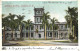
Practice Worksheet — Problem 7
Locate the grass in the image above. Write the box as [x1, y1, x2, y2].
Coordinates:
[23, 38, 53, 40]
[5, 41, 56, 46]
[52, 39, 78, 43]
[3, 39, 78, 46]
[73, 39, 78, 43]
[52, 41, 70, 43]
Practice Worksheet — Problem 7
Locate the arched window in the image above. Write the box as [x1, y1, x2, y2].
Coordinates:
[26, 33, 28, 37]
[31, 33, 33, 37]
[38, 34, 41, 38]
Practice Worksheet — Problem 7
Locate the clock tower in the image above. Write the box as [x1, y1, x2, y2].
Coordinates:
[34, 7, 44, 23]
[34, 7, 44, 39]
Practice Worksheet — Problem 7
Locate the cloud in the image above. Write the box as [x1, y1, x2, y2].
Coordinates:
[24, 15, 34, 23]
[49, 13, 66, 22]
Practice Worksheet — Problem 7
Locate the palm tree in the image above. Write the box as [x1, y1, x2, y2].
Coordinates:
[65, 8, 73, 36]
[41, 12, 50, 40]
[17, 15, 25, 39]
[14, 19, 19, 39]
[51, 18, 58, 39]
[8, 13, 16, 40]
[2, 14, 9, 43]
[65, 7, 78, 38]
[65, 7, 78, 40]
[23, 19, 32, 39]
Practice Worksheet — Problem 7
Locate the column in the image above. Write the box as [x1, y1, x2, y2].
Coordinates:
[56, 32, 57, 39]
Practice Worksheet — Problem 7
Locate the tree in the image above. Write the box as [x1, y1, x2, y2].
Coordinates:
[2, 13, 25, 40]
[41, 12, 50, 40]
[17, 15, 25, 39]
[69, 34, 74, 41]
[23, 19, 32, 39]
[65, 7, 78, 39]
[2, 14, 9, 43]
[14, 19, 19, 39]
[51, 18, 58, 39]
[7, 13, 16, 40]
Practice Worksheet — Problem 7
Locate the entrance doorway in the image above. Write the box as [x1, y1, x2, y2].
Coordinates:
[38, 34, 41, 38]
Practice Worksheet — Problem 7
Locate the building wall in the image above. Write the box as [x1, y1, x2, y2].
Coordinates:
[5, 31, 20, 40]
[4, 23, 69, 40]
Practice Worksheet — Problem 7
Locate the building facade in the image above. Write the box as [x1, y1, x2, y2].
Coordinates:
[4, 8, 70, 40]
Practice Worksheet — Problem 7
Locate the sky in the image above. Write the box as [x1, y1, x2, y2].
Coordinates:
[2, 1, 78, 22]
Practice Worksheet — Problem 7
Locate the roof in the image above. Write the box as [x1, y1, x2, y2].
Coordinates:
[34, 8, 44, 11]
[55, 22, 67, 25]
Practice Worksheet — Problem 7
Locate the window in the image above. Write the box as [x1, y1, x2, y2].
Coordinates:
[26, 33, 28, 37]
[42, 26, 43, 29]
[40, 11, 41, 14]
[36, 11, 39, 14]
[61, 33, 63, 37]
[22, 33, 24, 37]
[37, 25, 38, 29]
[37, 18, 38, 22]
[40, 26, 43, 30]
[38, 11, 40, 13]
[11, 33, 13, 37]
[55, 32, 56, 37]
[48, 32, 52, 37]
[31, 33, 33, 37]
[6, 27, 9, 31]
[42, 11, 43, 14]
[39, 34, 41, 38]
[57, 32, 58, 37]
[40, 17, 41, 22]
[26, 27, 28, 30]
[41, 11, 42, 14]
[40, 26, 41, 30]
[50, 32, 52, 37]
[61, 25, 63, 29]
[15, 33, 17, 37]
[48, 32, 49, 37]
[31, 26, 33, 30]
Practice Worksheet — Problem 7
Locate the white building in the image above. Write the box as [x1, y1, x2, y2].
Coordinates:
[4, 8, 70, 40]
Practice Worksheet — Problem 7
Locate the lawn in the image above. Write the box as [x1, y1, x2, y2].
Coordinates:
[3, 39, 78, 46]
[52, 41, 70, 43]
[51, 40, 78, 43]
[5, 40, 57, 46]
